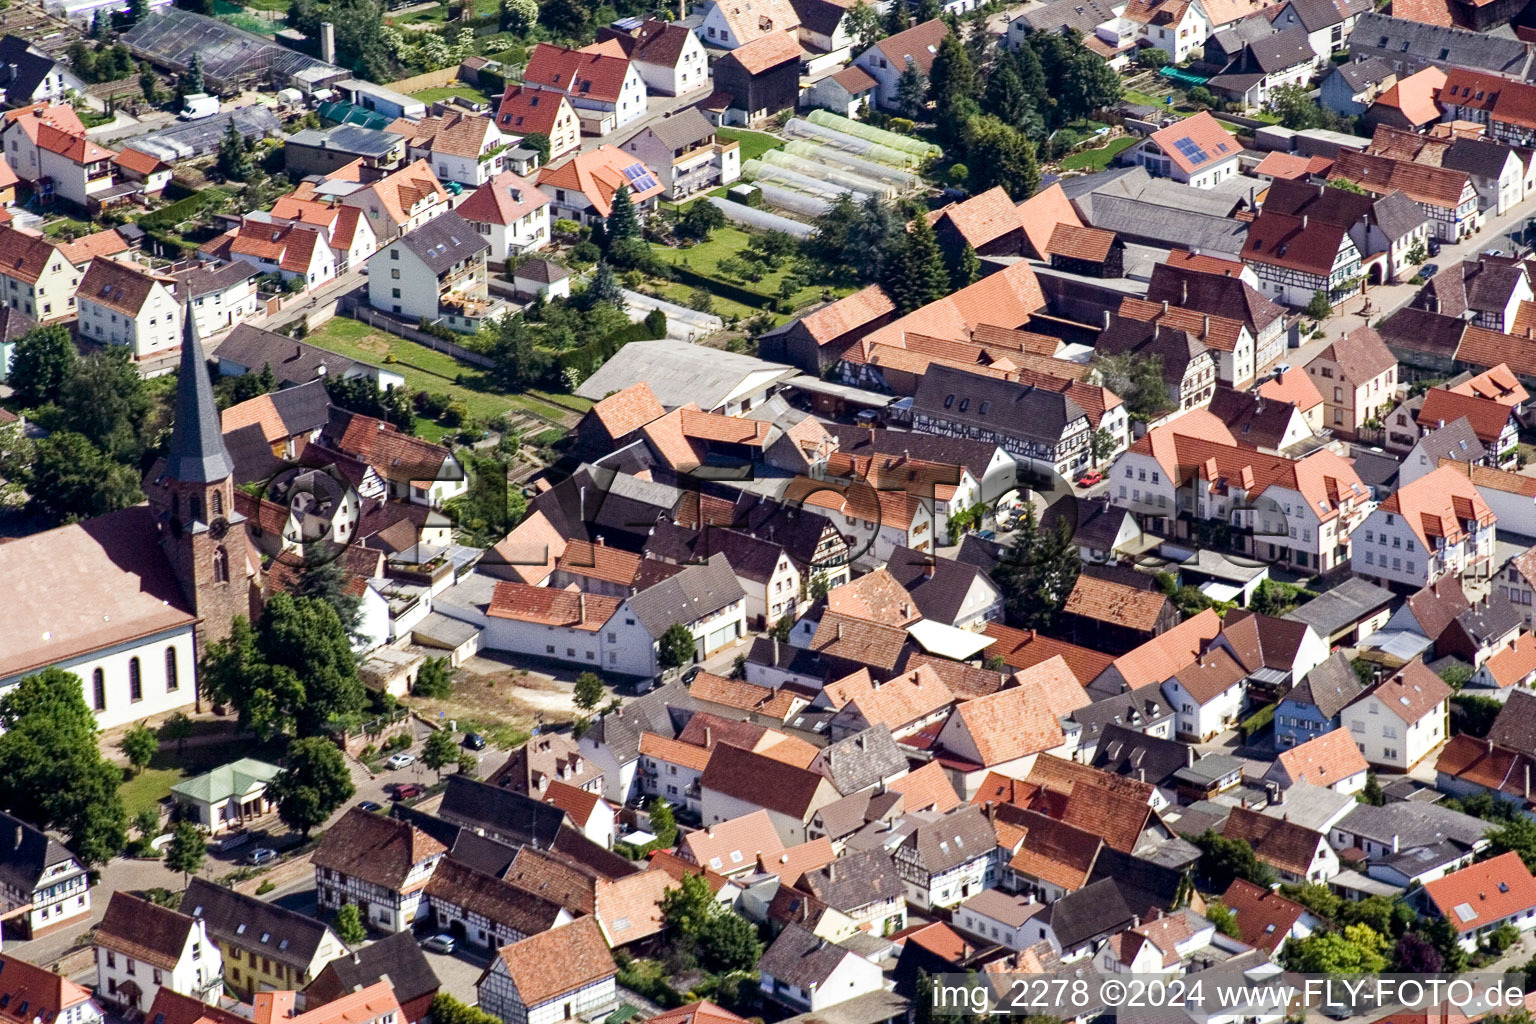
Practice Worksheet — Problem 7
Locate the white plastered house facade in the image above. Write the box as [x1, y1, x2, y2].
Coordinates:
[1342, 689, 1447, 769]
[77, 274, 181, 361]
[0, 629, 198, 732]
[96, 915, 223, 1011]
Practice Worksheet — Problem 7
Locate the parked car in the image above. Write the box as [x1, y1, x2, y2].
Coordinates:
[1076, 469, 1103, 488]
[385, 752, 416, 769]
[392, 783, 425, 800]
[681, 666, 702, 685]
[463, 733, 486, 750]
[245, 848, 278, 866]
[422, 934, 456, 954]
[356, 800, 383, 812]
[1484, 248, 1505, 257]
[1420, 263, 1440, 280]
[977, 529, 996, 541]
[212, 830, 253, 853]
[1428, 237, 1441, 257]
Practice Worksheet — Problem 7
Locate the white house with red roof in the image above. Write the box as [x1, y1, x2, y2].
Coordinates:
[523, 42, 648, 136]
[853, 20, 947, 111]
[337, 159, 451, 243]
[1122, 0, 1211, 61]
[1352, 464, 1496, 589]
[1342, 658, 1450, 769]
[598, 20, 709, 96]
[268, 194, 379, 271]
[537, 145, 664, 226]
[455, 170, 552, 260]
[0, 951, 104, 1024]
[697, 0, 801, 49]
[77, 258, 181, 363]
[0, 104, 84, 181]
[1421, 850, 1536, 951]
[36, 119, 116, 209]
[204, 221, 336, 290]
[496, 88, 581, 162]
[1123, 111, 1241, 188]
[112, 146, 172, 196]
[387, 110, 509, 189]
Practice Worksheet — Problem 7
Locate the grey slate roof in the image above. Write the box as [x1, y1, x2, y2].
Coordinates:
[626, 553, 745, 637]
[883, 546, 993, 626]
[397, 212, 489, 274]
[1411, 417, 1482, 469]
[912, 364, 1088, 448]
[267, 377, 332, 436]
[1259, 780, 1356, 832]
[448, 828, 522, 876]
[0, 36, 66, 104]
[181, 877, 336, 970]
[1080, 194, 1249, 254]
[761, 924, 867, 989]
[584, 680, 697, 763]
[800, 847, 905, 911]
[1043, 876, 1136, 949]
[1371, 190, 1430, 244]
[1283, 0, 1351, 31]
[1348, 12, 1532, 78]
[165, 303, 234, 485]
[637, 106, 715, 151]
[1454, 594, 1523, 646]
[1335, 799, 1489, 851]
[1487, 688, 1536, 753]
[1070, 684, 1176, 748]
[0, 810, 83, 897]
[437, 774, 567, 847]
[1443, 138, 1520, 182]
[1334, 56, 1394, 92]
[1018, 0, 1120, 34]
[1093, 724, 1193, 787]
[303, 929, 440, 1006]
[216, 323, 378, 384]
[286, 124, 404, 159]
[222, 424, 285, 484]
[174, 259, 260, 300]
[1285, 651, 1365, 719]
[1283, 577, 1395, 637]
[901, 806, 994, 874]
[813, 725, 908, 795]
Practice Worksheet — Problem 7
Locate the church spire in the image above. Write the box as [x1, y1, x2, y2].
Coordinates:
[165, 299, 233, 485]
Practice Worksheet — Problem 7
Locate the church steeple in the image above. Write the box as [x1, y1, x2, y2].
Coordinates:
[165, 302, 233, 486]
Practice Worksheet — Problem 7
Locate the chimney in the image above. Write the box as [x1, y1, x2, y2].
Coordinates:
[1162, 299, 1170, 314]
[837, 623, 844, 640]
[579, 593, 586, 622]
[320, 20, 336, 64]
[705, 726, 712, 747]
[1202, 314, 1210, 337]
[1303, 214, 1308, 229]
[1103, 309, 1111, 329]
[1181, 280, 1188, 304]
[828, 860, 837, 882]
[1526, 762, 1531, 799]
[1391, 833, 1400, 853]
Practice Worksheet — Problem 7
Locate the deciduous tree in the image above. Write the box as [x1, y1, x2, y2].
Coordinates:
[268, 736, 354, 836]
[27, 431, 142, 524]
[659, 623, 696, 670]
[166, 821, 205, 882]
[574, 671, 605, 712]
[961, 115, 1039, 200]
[7, 324, 76, 408]
[335, 903, 367, 944]
[422, 728, 458, 780]
[120, 725, 157, 776]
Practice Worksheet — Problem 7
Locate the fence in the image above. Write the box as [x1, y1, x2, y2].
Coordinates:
[349, 305, 497, 368]
[384, 67, 462, 95]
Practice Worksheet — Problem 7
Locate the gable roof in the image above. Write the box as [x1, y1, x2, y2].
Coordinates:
[725, 30, 803, 73]
[313, 808, 446, 890]
[942, 684, 1067, 766]
[680, 808, 785, 871]
[525, 42, 636, 103]
[1424, 851, 1536, 932]
[1110, 609, 1225, 689]
[456, 170, 550, 228]
[181, 877, 337, 969]
[1064, 574, 1169, 632]
[96, 893, 197, 971]
[493, 917, 615, 1006]
[1221, 877, 1310, 952]
[869, 19, 948, 76]
[708, 0, 801, 45]
[700, 741, 832, 818]
[1274, 728, 1369, 788]
[1148, 112, 1238, 177]
[1285, 651, 1365, 719]
[304, 930, 440, 1008]
[1222, 806, 1325, 876]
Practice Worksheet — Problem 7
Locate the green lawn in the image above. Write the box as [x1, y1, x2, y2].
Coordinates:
[1124, 88, 1178, 108]
[1059, 135, 1136, 171]
[304, 316, 581, 439]
[651, 225, 848, 316]
[410, 84, 496, 105]
[120, 767, 182, 820]
[238, 0, 290, 12]
[717, 127, 783, 165]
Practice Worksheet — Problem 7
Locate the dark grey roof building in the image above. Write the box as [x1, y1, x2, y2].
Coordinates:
[303, 930, 440, 1017]
[0, 810, 87, 939]
[1042, 876, 1136, 953]
[215, 323, 389, 385]
[397, 212, 489, 274]
[1069, 684, 1177, 756]
[911, 364, 1090, 472]
[181, 877, 340, 986]
[1283, 576, 1395, 644]
[884, 545, 1000, 628]
[1283, 651, 1366, 720]
[626, 553, 746, 637]
[1348, 12, 1533, 78]
[810, 725, 909, 796]
[799, 847, 905, 914]
[437, 774, 568, 848]
[1092, 724, 1194, 790]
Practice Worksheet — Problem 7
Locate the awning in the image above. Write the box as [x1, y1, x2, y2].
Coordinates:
[1158, 66, 1210, 86]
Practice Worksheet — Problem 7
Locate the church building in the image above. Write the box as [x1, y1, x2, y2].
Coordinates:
[0, 306, 260, 728]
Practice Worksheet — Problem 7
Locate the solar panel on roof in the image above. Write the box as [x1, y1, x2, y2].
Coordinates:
[1174, 136, 1210, 165]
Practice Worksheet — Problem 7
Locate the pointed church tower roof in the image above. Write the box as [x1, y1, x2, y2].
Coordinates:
[165, 300, 233, 485]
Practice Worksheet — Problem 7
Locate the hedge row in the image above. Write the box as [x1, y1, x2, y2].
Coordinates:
[139, 188, 227, 231]
[1238, 701, 1276, 741]
[668, 263, 776, 311]
[553, 310, 667, 379]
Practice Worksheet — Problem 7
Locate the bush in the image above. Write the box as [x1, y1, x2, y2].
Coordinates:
[889, 117, 916, 134]
[1239, 702, 1276, 741]
[571, 241, 600, 264]
[256, 880, 276, 895]
[1140, 47, 1170, 68]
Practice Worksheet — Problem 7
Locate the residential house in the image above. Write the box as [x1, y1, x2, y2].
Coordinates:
[368, 212, 490, 332]
[1117, 295, 1257, 390]
[678, 808, 784, 875]
[1415, 382, 1523, 466]
[1242, 202, 1363, 308]
[789, 0, 856, 51]
[180, 878, 347, 998]
[339, 160, 451, 243]
[1162, 648, 1248, 742]
[387, 110, 508, 188]
[804, 64, 879, 117]
[1206, 26, 1318, 109]
[35, 118, 114, 210]
[1273, 652, 1365, 748]
[1095, 311, 1220, 414]
[524, 43, 648, 136]
[852, 20, 947, 111]
[954, 889, 1051, 951]
[758, 924, 884, 1013]
[214, 325, 404, 391]
[1439, 459, 1536, 537]
[491, 731, 604, 797]
[1220, 878, 1322, 955]
[783, 476, 935, 563]
[266, 193, 379, 273]
[173, 261, 261, 340]
[76, 259, 180, 363]
[0, 37, 88, 108]
[1443, 138, 1527, 218]
[1331, 148, 1479, 242]
[1267, 0, 1368, 59]
[710, 32, 802, 125]
[537, 145, 664, 226]
[435, 775, 568, 849]
[644, 522, 801, 628]
[1060, 574, 1179, 654]
[1469, 631, 1536, 689]
[540, 780, 614, 848]
[1342, 657, 1451, 768]
[697, 0, 801, 49]
[618, 108, 739, 200]
[169, 758, 281, 834]
[1421, 851, 1536, 951]
[798, 849, 907, 935]
[1123, 112, 1240, 188]
[1397, 418, 1484, 487]
[302, 931, 440, 1024]
[476, 918, 617, 1024]
[320, 408, 467, 508]
[1498, 546, 1536, 625]
[933, 677, 1078, 794]
[1261, 178, 1429, 291]
[1107, 413, 1370, 572]
[699, 741, 840, 844]
[113, 147, 172, 197]
[1145, 251, 1289, 374]
[1284, 576, 1395, 646]
[1320, 57, 1396, 118]
[0, 222, 77, 321]
[423, 856, 573, 951]
[595, 20, 710, 96]
[1305, 325, 1398, 437]
[283, 125, 406, 178]
[1223, 806, 1339, 883]
[1352, 465, 1495, 588]
[94, 893, 222, 1013]
[1212, 609, 1330, 695]
[1439, 69, 1536, 149]
[0, 809, 90, 939]
[911, 364, 1092, 478]
[313, 809, 446, 934]
[1031, 876, 1137, 961]
[1346, 12, 1530, 78]
[209, 221, 335, 290]
[883, 546, 1004, 630]
[1415, 258, 1533, 332]
[1263, 727, 1369, 794]
[1330, 799, 1489, 884]
[0, 953, 101, 1024]
[496, 88, 581, 162]
[893, 806, 997, 911]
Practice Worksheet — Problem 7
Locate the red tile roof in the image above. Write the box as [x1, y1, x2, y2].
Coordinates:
[487, 582, 621, 629]
[525, 43, 636, 103]
[1274, 728, 1368, 788]
[493, 918, 616, 1005]
[1149, 112, 1238, 176]
[1221, 878, 1311, 953]
[1424, 851, 1536, 933]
